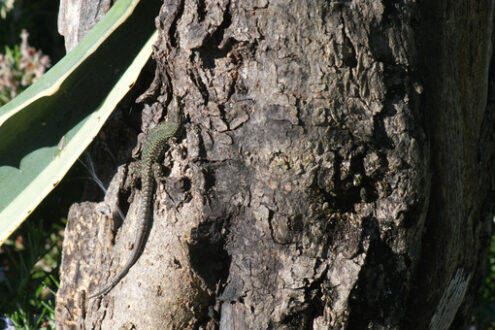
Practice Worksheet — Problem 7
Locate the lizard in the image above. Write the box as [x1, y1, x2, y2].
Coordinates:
[89, 120, 180, 298]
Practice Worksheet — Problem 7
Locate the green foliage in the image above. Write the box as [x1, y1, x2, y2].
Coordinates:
[0, 0, 160, 246]
[472, 233, 495, 329]
[0, 2, 59, 327]
[0, 218, 63, 329]
[0, 147, 89, 328]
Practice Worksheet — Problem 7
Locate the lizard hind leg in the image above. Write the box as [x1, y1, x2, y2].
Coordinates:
[152, 162, 164, 182]
[151, 162, 177, 205]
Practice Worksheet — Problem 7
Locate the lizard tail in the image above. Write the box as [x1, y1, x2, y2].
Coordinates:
[89, 170, 154, 299]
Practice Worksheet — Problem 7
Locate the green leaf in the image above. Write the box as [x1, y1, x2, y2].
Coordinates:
[0, 0, 162, 245]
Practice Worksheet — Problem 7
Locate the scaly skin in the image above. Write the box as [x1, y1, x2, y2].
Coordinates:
[90, 121, 180, 298]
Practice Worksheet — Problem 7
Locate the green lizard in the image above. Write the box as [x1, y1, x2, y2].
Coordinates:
[89, 120, 180, 298]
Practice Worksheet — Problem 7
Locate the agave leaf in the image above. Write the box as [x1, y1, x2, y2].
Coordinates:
[0, 0, 161, 245]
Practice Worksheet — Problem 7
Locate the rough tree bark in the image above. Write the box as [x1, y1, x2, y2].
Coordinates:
[55, 0, 495, 329]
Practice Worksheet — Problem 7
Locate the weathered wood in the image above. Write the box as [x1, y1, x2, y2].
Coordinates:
[407, 1, 495, 328]
[58, 0, 114, 51]
[55, 0, 495, 329]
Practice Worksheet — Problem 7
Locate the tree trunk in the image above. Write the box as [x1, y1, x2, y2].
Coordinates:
[55, 0, 495, 329]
